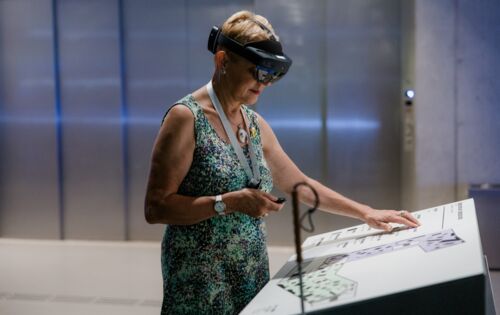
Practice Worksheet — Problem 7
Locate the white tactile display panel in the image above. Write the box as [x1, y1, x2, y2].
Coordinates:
[241, 199, 484, 315]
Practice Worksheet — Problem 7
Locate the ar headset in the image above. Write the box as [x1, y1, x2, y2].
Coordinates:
[207, 25, 292, 84]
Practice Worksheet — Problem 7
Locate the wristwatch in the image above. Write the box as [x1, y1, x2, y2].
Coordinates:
[214, 194, 226, 216]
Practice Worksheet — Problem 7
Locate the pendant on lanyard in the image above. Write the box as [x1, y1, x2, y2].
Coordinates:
[206, 81, 261, 189]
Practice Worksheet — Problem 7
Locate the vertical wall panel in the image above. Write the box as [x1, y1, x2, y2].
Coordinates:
[456, 0, 500, 188]
[255, 0, 325, 180]
[408, 0, 457, 210]
[326, 0, 402, 214]
[0, 0, 60, 238]
[400, 0, 417, 215]
[124, 0, 189, 240]
[403, 0, 500, 211]
[58, 0, 125, 240]
[254, 0, 327, 244]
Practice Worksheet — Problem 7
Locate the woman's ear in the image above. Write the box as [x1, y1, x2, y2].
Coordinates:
[214, 50, 227, 70]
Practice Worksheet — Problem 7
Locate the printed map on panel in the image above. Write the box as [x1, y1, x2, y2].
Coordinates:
[276, 228, 464, 304]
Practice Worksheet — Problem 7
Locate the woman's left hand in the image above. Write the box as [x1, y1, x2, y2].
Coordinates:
[362, 207, 421, 232]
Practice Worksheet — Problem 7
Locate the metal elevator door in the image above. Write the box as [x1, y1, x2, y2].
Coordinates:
[0, 0, 401, 244]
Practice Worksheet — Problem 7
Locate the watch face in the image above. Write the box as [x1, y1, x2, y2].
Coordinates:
[215, 201, 226, 214]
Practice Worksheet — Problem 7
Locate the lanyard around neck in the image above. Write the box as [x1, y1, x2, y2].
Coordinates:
[206, 81, 261, 188]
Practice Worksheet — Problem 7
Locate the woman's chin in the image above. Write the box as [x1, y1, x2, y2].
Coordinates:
[244, 94, 260, 105]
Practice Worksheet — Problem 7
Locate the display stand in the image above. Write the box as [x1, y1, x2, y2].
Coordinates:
[241, 199, 496, 315]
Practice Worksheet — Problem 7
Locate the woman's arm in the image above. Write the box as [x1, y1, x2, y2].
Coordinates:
[258, 114, 420, 231]
[144, 105, 283, 225]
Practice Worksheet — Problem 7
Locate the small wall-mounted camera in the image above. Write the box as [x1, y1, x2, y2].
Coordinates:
[404, 89, 415, 106]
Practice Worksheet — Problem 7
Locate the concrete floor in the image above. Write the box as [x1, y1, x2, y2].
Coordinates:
[0, 239, 497, 314]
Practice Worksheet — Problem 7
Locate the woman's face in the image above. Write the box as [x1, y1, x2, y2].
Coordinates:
[224, 53, 270, 105]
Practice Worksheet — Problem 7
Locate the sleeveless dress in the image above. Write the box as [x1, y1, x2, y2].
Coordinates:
[160, 94, 273, 315]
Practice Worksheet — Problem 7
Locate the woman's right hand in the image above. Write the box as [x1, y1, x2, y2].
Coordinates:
[225, 188, 284, 218]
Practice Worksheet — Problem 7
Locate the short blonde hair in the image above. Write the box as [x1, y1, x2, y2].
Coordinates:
[221, 11, 279, 45]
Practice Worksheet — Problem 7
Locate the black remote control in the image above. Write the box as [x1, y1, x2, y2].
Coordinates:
[276, 197, 286, 204]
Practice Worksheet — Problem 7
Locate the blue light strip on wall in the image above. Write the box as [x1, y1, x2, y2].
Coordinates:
[267, 118, 380, 130]
[51, 0, 65, 240]
[0, 115, 380, 131]
[117, 0, 130, 240]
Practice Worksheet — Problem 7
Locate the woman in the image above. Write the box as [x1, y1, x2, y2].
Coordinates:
[145, 10, 420, 315]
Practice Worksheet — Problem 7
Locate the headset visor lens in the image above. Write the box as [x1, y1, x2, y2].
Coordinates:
[254, 66, 285, 84]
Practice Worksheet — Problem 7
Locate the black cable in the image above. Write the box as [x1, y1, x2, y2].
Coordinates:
[291, 182, 320, 314]
[294, 182, 320, 233]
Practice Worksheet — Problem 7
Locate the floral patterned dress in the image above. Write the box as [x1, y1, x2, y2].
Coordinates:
[160, 94, 273, 315]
